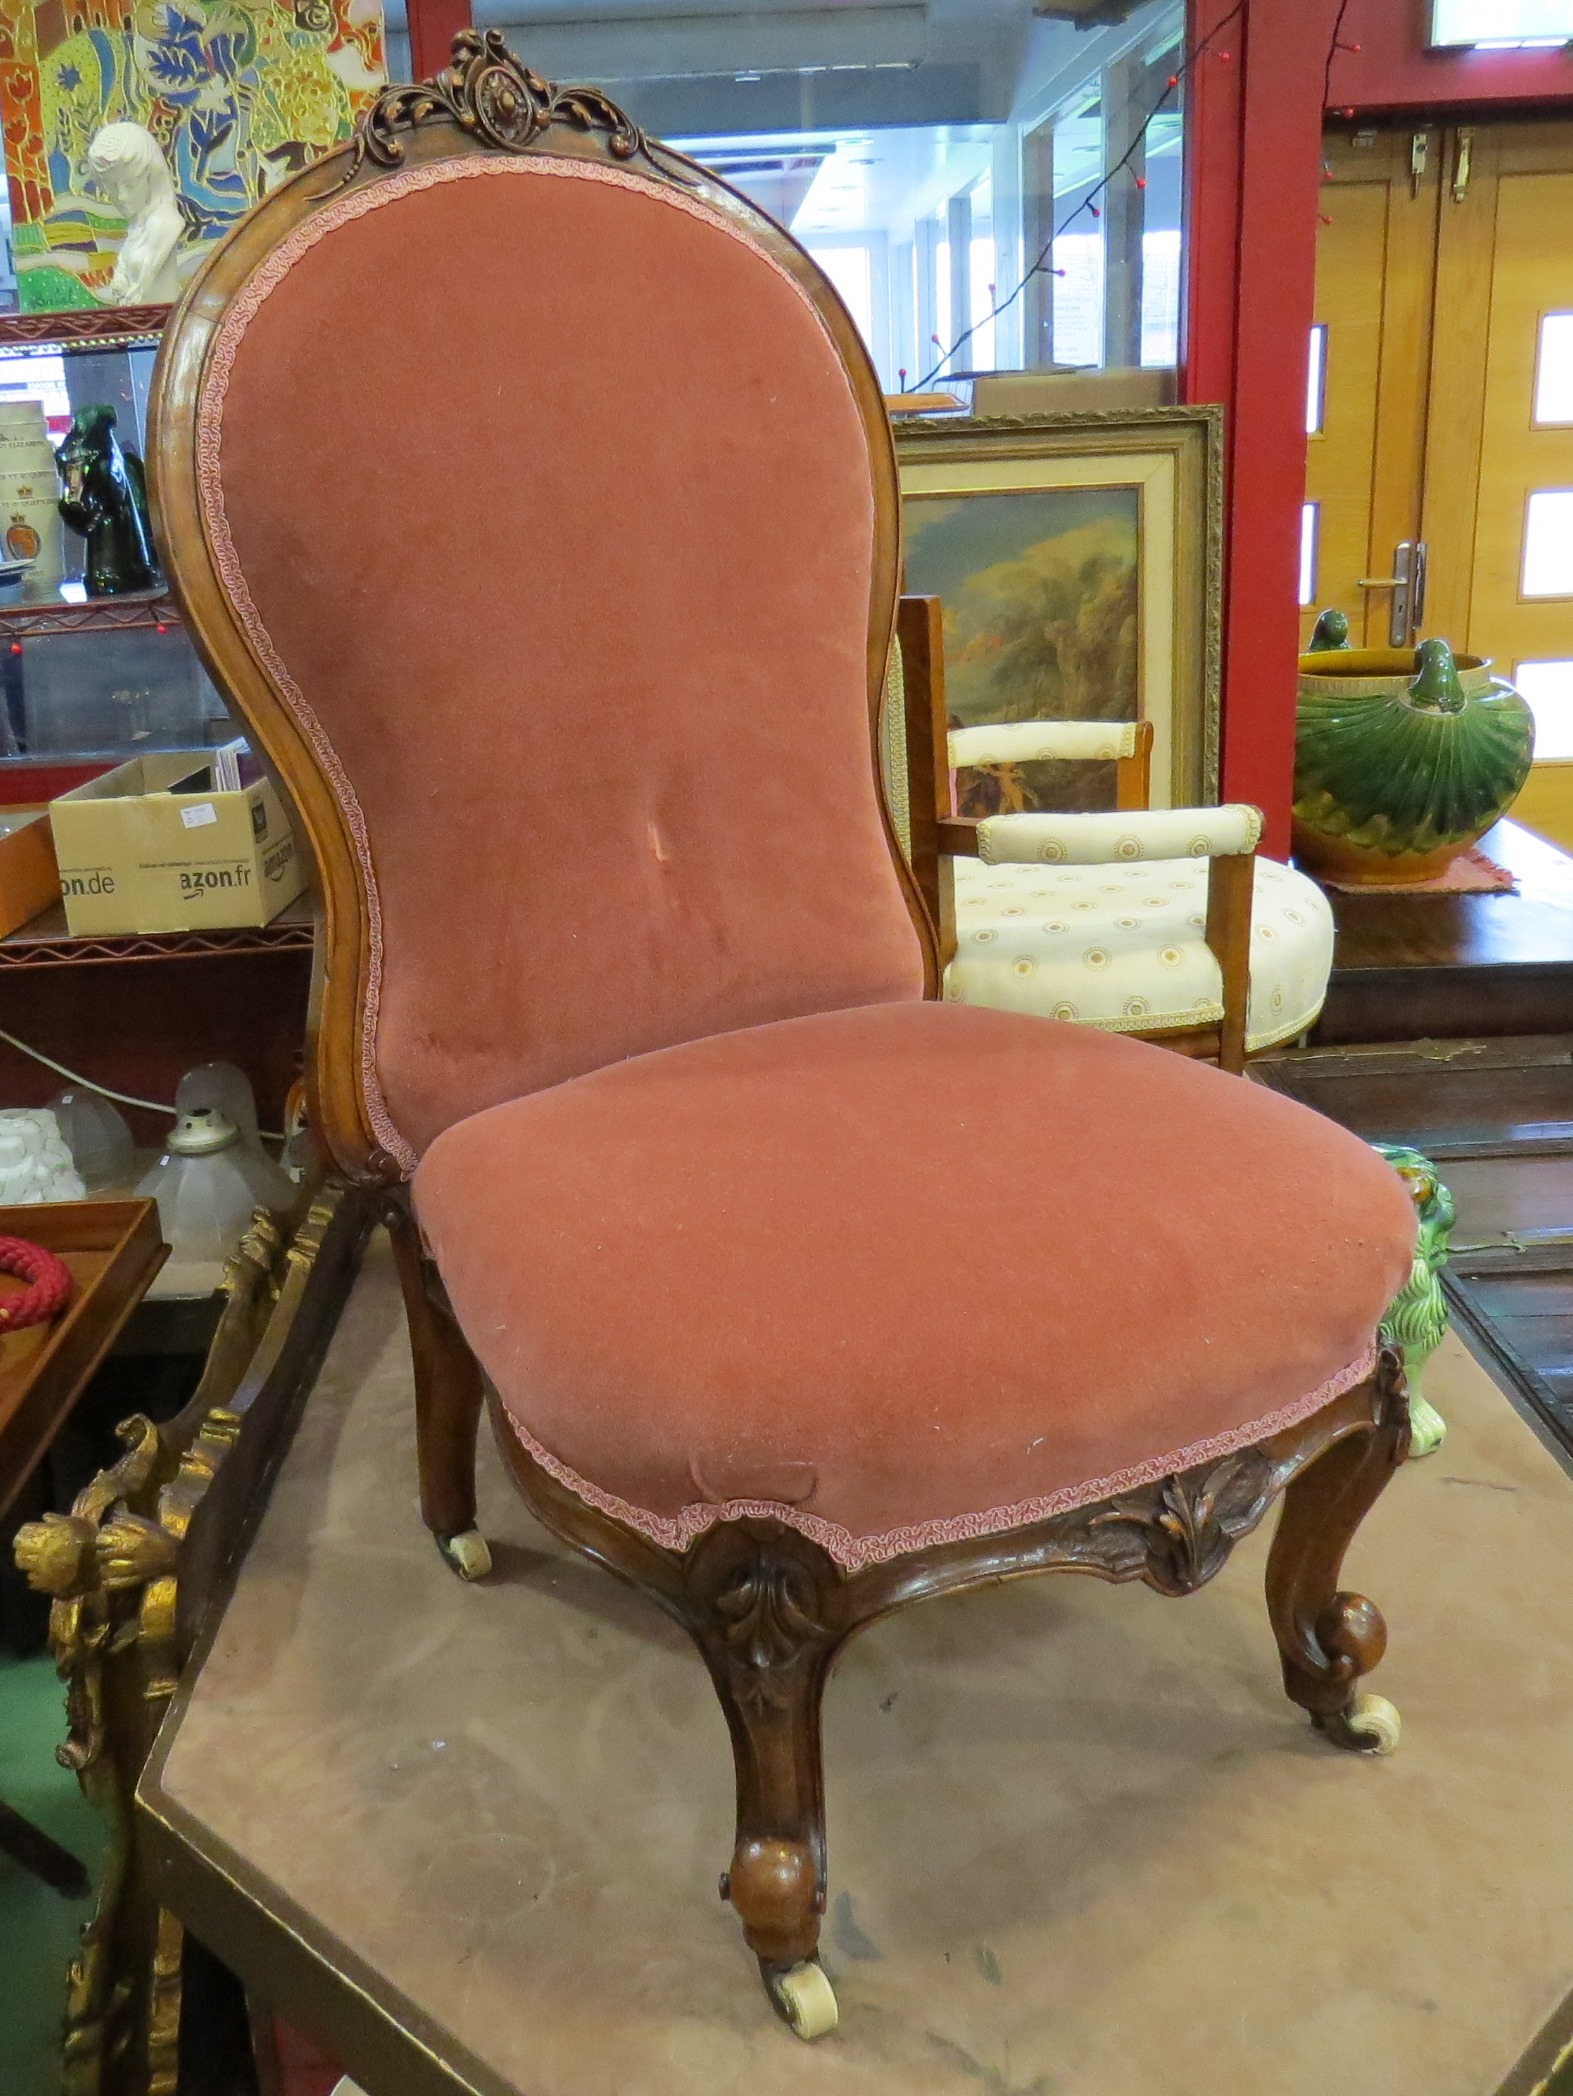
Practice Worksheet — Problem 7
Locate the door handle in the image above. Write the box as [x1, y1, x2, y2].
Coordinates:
[1356, 541, 1425, 646]
[1452, 128, 1473, 204]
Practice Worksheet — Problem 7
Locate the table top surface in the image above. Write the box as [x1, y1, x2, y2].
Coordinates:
[146, 1235, 1573, 2096]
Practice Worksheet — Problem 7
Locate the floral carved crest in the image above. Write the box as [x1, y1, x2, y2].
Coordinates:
[345, 30, 687, 186]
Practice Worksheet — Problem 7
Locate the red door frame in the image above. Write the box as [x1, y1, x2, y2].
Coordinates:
[1183, 0, 1573, 852]
[406, 0, 472, 82]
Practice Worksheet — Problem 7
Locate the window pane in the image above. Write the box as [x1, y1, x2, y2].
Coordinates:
[1307, 325, 1327, 436]
[1051, 98, 1105, 369]
[1516, 661, 1573, 761]
[1299, 504, 1319, 606]
[969, 177, 996, 374]
[1137, 104, 1183, 368]
[1523, 490, 1573, 597]
[807, 245, 874, 345]
[1431, 0, 1573, 43]
[1141, 230, 1181, 366]
[934, 234, 953, 373]
[1534, 313, 1573, 425]
[1053, 235, 1105, 368]
[552, 5, 1186, 391]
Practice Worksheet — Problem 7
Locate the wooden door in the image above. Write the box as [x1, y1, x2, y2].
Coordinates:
[1304, 119, 1573, 850]
[1304, 128, 1438, 653]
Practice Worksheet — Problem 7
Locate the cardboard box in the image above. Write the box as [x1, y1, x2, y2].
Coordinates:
[0, 805, 59, 936]
[0, 758, 107, 938]
[50, 751, 306, 935]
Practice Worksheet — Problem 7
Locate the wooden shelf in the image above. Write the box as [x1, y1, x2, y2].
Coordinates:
[0, 589, 180, 638]
[0, 305, 168, 351]
[0, 894, 314, 969]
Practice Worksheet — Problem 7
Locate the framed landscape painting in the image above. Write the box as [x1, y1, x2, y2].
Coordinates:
[896, 408, 1222, 814]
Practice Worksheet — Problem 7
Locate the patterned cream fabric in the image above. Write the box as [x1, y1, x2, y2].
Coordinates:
[945, 853, 1334, 1053]
[976, 804, 1264, 866]
[948, 720, 1140, 767]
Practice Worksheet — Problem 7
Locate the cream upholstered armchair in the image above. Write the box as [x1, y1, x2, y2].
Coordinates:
[890, 616, 1335, 1073]
[150, 33, 1417, 2044]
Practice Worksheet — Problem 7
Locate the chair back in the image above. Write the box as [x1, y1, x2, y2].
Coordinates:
[151, 35, 932, 1181]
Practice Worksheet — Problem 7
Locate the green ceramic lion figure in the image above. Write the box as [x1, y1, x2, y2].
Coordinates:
[1374, 1143, 1456, 1459]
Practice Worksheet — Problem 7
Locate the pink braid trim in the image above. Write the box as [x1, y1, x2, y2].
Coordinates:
[195, 153, 849, 1177]
[495, 1344, 1380, 1573]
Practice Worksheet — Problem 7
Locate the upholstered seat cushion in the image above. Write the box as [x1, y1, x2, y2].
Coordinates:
[945, 855, 1335, 1052]
[414, 1003, 1414, 1571]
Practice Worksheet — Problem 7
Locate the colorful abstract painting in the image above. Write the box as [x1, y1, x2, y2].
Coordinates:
[904, 483, 1141, 815]
[0, 0, 386, 309]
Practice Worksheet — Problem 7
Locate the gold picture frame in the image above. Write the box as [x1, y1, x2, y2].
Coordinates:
[895, 406, 1224, 811]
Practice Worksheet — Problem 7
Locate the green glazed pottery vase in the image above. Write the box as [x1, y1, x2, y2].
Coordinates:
[1293, 627, 1536, 886]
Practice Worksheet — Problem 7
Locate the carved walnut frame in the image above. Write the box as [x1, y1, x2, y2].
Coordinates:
[147, 31, 937, 1196]
[149, 33, 1411, 2026]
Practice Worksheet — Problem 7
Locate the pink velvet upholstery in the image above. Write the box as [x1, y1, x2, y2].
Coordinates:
[199, 157, 924, 1169]
[414, 1003, 1417, 1570]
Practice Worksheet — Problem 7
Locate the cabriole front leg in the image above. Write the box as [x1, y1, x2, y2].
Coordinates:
[686, 1522, 845, 2039]
[1266, 1352, 1409, 1754]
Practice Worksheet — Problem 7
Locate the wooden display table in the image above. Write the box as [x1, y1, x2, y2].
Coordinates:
[140, 1236, 1573, 2096]
[0, 1196, 164, 1897]
[0, 1197, 165, 1520]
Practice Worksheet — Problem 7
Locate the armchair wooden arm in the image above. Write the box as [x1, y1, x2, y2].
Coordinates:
[896, 593, 1255, 1075]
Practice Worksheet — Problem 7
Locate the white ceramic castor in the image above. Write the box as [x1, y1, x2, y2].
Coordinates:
[1340, 1692, 1402, 1755]
[438, 1528, 492, 1581]
[1406, 1393, 1447, 1460]
[767, 1960, 838, 2040]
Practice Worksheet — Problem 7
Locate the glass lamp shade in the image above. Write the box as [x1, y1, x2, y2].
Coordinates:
[47, 1088, 135, 1191]
[175, 1062, 261, 1146]
[136, 1107, 293, 1289]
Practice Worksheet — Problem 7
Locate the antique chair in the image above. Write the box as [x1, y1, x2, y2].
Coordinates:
[149, 35, 1417, 2042]
[886, 624, 1335, 1073]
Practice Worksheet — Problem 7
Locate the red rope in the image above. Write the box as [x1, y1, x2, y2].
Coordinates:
[0, 1234, 73, 1332]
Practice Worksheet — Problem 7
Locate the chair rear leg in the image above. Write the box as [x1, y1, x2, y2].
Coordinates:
[1266, 1352, 1410, 1752]
[684, 1524, 844, 2040]
[386, 1202, 491, 1581]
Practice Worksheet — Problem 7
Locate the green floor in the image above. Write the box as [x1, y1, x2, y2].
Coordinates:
[0, 1655, 105, 2096]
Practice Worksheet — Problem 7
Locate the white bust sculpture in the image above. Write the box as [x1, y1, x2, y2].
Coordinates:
[87, 122, 186, 305]
[0, 1108, 86, 1203]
